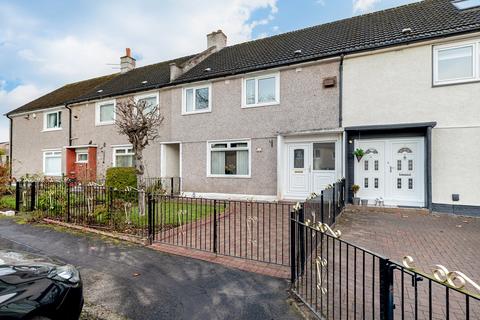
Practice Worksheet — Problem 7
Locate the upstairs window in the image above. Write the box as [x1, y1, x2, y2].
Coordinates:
[113, 146, 134, 167]
[44, 110, 62, 131]
[182, 84, 211, 114]
[433, 40, 479, 85]
[43, 150, 62, 176]
[242, 73, 280, 108]
[208, 141, 250, 177]
[135, 93, 159, 115]
[452, 0, 480, 10]
[96, 100, 116, 125]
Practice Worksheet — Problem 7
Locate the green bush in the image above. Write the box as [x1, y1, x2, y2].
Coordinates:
[105, 167, 137, 190]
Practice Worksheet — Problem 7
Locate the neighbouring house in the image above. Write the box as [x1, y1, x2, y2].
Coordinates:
[6, 0, 480, 214]
[0, 142, 9, 165]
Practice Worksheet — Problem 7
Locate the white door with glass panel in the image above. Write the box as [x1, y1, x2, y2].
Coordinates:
[355, 138, 425, 206]
[286, 142, 337, 198]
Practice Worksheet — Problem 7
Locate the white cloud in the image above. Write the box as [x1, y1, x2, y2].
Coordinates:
[353, 0, 381, 13]
[0, 0, 279, 140]
[316, 0, 326, 6]
[0, 83, 46, 113]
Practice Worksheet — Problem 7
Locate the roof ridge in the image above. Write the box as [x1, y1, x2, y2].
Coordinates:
[222, 0, 431, 51]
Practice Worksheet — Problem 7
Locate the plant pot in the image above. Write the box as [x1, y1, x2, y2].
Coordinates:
[353, 197, 360, 205]
[355, 155, 363, 162]
[361, 199, 368, 206]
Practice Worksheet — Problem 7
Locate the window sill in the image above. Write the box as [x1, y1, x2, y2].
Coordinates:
[241, 102, 280, 109]
[75, 162, 88, 164]
[207, 174, 251, 179]
[42, 128, 62, 132]
[433, 78, 480, 87]
[182, 109, 211, 115]
[43, 173, 62, 177]
[95, 121, 115, 126]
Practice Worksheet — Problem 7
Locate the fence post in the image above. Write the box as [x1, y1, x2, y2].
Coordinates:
[15, 182, 21, 212]
[29, 182, 36, 211]
[298, 203, 305, 276]
[379, 258, 395, 320]
[332, 183, 336, 221]
[147, 193, 153, 245]
[290, 210, 297, 284]
[170, 177, 174, 195]
[320, 191, 324, 223]
[213, 199, 218, 254]
[66, 183, 71, 223]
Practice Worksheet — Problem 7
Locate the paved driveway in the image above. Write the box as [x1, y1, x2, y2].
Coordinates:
[336, 208, 480, 319]
[0, 218, 299, 320]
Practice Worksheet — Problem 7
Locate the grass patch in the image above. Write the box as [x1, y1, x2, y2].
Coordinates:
[94, 200, 225, 229]
[0, 194, 15, 210]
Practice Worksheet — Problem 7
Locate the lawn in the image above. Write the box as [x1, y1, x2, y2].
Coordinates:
[75, 198, 226, 231]
[0, 194, 15, 210]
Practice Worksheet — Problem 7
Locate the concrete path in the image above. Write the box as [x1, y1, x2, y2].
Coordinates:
[0, 218, 300, 320]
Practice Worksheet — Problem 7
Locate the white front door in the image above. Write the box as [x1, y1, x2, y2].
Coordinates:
[287, 144, 311, 197]
[355, 138, 425, 206]
[286, 142, 337, 198]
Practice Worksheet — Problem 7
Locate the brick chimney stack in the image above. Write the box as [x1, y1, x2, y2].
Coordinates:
[120, 48, 136, 73]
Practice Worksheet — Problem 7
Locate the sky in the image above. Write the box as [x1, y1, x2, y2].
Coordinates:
[0, 0, 420, 142]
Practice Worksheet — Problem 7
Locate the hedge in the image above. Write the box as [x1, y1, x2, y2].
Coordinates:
[105, 167, 137, 190]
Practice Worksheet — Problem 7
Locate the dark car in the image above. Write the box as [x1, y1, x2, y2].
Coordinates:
[0, 250, 83, 320]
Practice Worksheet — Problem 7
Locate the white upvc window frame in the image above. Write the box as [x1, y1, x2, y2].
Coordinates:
[95, 99, 116, 126]
[433, 39, 479, 86]
[181, 83, 212, 115]
[241, 72, 280, 108]
[112, 145, 135, 168]
[134, 92, 160, 115]
[75, 149, 88, 163]
[206, 139, 251, 178]
[43, 149, 62, 176]
[43, 109, 62, 131]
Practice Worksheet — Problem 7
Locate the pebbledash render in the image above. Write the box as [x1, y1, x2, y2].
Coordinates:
[6, 0, 480, 215]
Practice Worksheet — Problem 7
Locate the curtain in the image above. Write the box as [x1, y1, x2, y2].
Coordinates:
[45, 156, 61, 175]
[47, 113, 57, 128]
[236, 150, 249, 175]
[211, 151, 225, 174]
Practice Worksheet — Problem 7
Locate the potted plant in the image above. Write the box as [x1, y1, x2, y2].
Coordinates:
[353, 148, 365, 162]
[351, 184, 361, 205]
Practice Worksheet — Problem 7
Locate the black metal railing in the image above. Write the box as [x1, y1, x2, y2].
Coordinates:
[290, 204, 480, 319]
[15, 181, 295, 265]
[150, 194, 294, 266]
[303, 180, 345, 227]
[15, 179, 179, 239]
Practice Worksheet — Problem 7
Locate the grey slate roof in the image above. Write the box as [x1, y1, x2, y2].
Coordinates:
[6, 74, 116, 115]
[8, 0, 480, 115]
[173, 0, 480, 83]
[70, 55, 195, 103]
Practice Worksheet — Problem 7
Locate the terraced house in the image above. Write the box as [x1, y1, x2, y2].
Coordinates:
[6, 0, 480, 214]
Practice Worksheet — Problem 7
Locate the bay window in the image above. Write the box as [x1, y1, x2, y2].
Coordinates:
[182, 84, 211, 114]
[43, 150, 62, 176]
[208, 141, 250, 177]
[433, 40, 479, 85]
[242, 73, 280, 107]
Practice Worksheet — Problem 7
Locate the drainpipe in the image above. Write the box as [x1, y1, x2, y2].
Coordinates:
[65, 104, 72, 146]
[6, 114, 13, 181]
[338, 54, 345, 128]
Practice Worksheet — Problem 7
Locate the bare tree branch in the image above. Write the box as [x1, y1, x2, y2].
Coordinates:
[115, 97, 164, 214]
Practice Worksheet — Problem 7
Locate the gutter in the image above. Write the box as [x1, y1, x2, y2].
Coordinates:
[65, 104, 72, 146]
[339, 54, 344, 128]
[6, 114, 12, 181]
